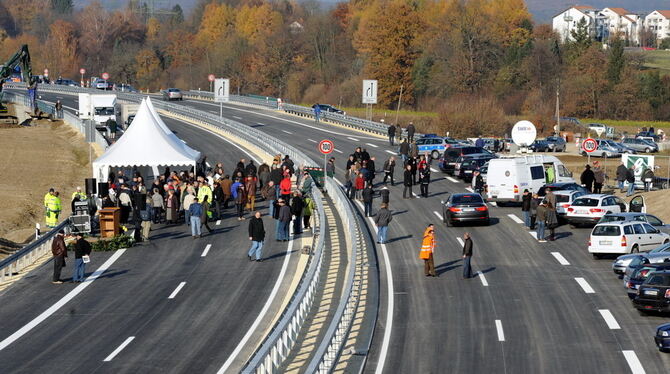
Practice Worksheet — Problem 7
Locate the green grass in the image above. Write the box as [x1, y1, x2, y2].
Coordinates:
[580, 118, 670, 129]
[642, 50, 670, 76]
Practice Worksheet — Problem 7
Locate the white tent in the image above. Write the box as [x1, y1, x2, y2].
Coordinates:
[91, 97, 201, 182]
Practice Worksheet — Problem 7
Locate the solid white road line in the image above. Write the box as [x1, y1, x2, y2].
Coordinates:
[433, 211, 443, 220]
[495, 320, 505, 342]
[465, 187, 474, 192]
[233, 115, 242, 120]
[447, 177, 459, 183]
[183, 122, 261, 165]
[366, 143, 378, 148]
[334, 149, 343, 154]
[457, 237, 465, 246]
[507, 214, 524, 224]
[103, 336, 135, 362]
[430, 167, 439, 173]
[347, 137, 360, 141]
[551, 252, 570, 265]
[168, 282, 186, 299]
[218, 226, 295, 374]
[622, 351, 646, 374]
[598, 309, 621, 330]
[575, 277, 595, 294]
[201, 244, 212, 257]
[385, 150, 396, 155]
[0, 249, 127, 351]
[281, 130, 292, 134]
[477, 272, 489, 286]
[216, 220, 221, 226]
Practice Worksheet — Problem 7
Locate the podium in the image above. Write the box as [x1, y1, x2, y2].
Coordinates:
[99, 207, 121, 238]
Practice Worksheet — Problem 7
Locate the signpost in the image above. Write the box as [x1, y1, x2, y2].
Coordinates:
[102, 72, 110, 88]
[208, 74, 215, 92]
[43, 68, 49, 78]
[582, 137, 598, 164]
[319, 139, 334, 191]
[79, 68, 86, 87]
[214, 78, 230, 119]
[362, 80, 378, 121]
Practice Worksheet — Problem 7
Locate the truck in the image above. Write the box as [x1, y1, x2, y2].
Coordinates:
[119, 103, 139, 127]
[486, 155, 575, 204]
[78, 93, 118, 130]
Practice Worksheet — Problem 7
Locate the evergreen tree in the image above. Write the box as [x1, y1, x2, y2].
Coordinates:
[606, 38, 625, 85]
[50, 0, 73, 15]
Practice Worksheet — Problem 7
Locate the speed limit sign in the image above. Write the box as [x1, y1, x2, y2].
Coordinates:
[208, 74, 215, 82]
[319, 139, 334, 154]
[582, 138, 598, 153]
[102, 72, 110, 80]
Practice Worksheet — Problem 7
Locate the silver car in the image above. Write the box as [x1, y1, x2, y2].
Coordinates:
[163, 88, 183, 101]
[621, 137, 658, 153]
[581, 139, 622, 158]
[612, 242, 670, 275]
[545, 136, 567, 152]
[622, 252, 670, 285]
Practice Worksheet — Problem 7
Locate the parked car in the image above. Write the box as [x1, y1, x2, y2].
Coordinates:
[588, 123, 609, 134]
[441, 193, 490, 226]
[416, 135, 453, 160]
[656, 323, 670, 351]
[545, 136, 567, 152]
[621, 137, 658, 153]
[632, 271, 670, 314]
[537, 182, 586, 197]
[589, 221, 670, 258]
[528, 139, 550, 152]
[561, 117, 581, 126]
[92, 78, 110, 90]
[580, 139, 623, 158]
[163, 88, 183, 101]
[479, 162, 489, 183]
[599, 211, 667, 231]
[455, 154, 497, 182]
[625, 262, 670, 299]
[623, 253, 670, 283]
[566, 194, 628, 226]
[552, 190, 587, 216]
[637, 131, 660, 142]
[55, 78, 79, 87]
[116, 84, 139, 93]
[315, 104, 345, 115]
[613, 242, 670, 275]
[439, 146, 490, 174]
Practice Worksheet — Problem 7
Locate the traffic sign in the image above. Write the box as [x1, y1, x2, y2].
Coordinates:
[79, 68, 86, 75]
[318, 139, 334, 154]
[362, 80, 378, 104]
[208, 74, 215, 82]
[214, 78, 230, 103]
[102, 72, 110, 80]
[43, 69, 49, 77]
[582, 138, 598, 153]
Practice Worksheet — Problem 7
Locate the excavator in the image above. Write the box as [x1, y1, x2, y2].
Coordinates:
[0, 44, 37, 122]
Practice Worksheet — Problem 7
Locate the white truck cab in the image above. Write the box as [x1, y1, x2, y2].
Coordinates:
[486, 155, 574, 203]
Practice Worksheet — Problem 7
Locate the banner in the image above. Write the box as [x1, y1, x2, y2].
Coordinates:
[622, 154, 654, 186]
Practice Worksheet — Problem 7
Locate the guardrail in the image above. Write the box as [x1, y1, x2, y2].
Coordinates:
[0, 221, 68, 284]
[184, 90, 279, 110]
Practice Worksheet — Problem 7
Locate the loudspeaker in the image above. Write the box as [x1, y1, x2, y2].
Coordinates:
[85, 178, 97, 195]
[98, 182, 109, 197]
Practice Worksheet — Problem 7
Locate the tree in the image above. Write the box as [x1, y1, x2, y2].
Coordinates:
[50, 0, 73, 15]
[46, 20, 78, 77]
[606, 38, 625, 85]
[170, 4, 184, 24]
[568, 17, 591, 58]
[135, 48, 163, 90]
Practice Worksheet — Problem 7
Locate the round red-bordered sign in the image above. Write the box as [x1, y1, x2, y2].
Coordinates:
[102, 72, 110, 80]
[208, 74, 215, 82]
[318, 139, 334, 154]
[582, 138, 598, 153]
[79, 68, 86, 75]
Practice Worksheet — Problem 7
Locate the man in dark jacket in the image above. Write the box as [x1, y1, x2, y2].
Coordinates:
[374, 203, 393, 244]
[419, 165, 430, 197]
[403, 164, 413, 199]
[367, 156, 376, 184]
[383, 156, 396, 186]
[462, 232, 473, 279]
[399, 139, 409, 162]
[51, 230, 67, 284]
[362, 184, 374, 217]
[521, 189, 532, 228]
[406, 122, 416, 142]
[473, 170, 485, 194]
[626, 165, 636, 196]
[213, 182, 224, 220]
[580, 164, 595, 192]
[72, 233, 92, 282]
[388, 125, 396, 146]
[277, 199, 292, 241]
[380, 186, 390, 205]
[247, 211, 266, 262]
[616, 162, 628, 192]
[290, 192, 304, 236]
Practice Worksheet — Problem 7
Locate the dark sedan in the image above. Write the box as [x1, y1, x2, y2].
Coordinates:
[315, 104, 345, 115]
[529, 140, 550, 152]
[456, 154, 496, 182]
[626, 263, 670, 299]
[441, 193, 490, 226]
[656, 323, 670, 352]
[545, 136, 567, 152]
[633, 271, 670, 314]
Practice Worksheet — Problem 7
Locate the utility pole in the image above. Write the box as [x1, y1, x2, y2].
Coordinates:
[555, 79, 561, 136]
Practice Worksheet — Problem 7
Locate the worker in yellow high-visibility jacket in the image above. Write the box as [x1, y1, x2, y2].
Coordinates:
[71, 186, 87, 201]
[197, 181, 213, 207]
[44, 188, 55, 224]
[46, 192, 62, 228]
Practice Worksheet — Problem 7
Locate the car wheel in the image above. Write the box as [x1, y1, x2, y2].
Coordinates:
[592, 253, 602, 259]
[581, 151, 587, 156]
[645, 147, 651, 153]
[446, 216, 453, 227]
[664, 239, 669, 244]
[631, 245, 639, 254]
[431, 151, 439, 159]
[483, 219, 490, 226]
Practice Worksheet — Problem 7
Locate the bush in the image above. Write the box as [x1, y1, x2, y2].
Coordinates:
[437, 95, 510, 138]
[92, 235, 135, 251]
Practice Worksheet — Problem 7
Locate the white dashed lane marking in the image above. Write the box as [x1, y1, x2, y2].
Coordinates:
[366, 143, 378, 148]
[447, 177, 459, 183]
[495, 320, 505, 342]
[347, 137, 360, 141]
[168, 282, 186, 299]
[622, 351, 645, 374]
[575, 278, 595, 294]
[433, 211, 443, 220]
[598, 309, 621, 330]
[507, 214, 524, 224]
[103, 336, 135, 362]
[551, 252, 570, 265]
[385, 150, 396, 155]
[201, 244, 212, 257]
[281, 130, 292, 134]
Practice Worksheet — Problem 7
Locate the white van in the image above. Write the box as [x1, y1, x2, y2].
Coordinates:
[486, 155, 574, 203]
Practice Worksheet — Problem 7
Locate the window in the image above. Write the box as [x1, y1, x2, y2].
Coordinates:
[452, 195, 484, 204]
[646, 275, 670, 286]
[647, 215, 663, 226]
[633, 224, 646, 234]
[557, 164, 571, 177]
[592, 225, 621, 236]
[530, 166, 545, 180]
[624, 225, 634, 235]
[573, 198, 599, 207]
[643, 224, 658, 234]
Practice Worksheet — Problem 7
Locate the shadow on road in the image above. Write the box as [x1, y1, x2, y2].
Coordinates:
[264, 249, 298, 261]
[436, 259, 462, 275]
[387, 234, 413, 243]
[479, 266, 496, 274]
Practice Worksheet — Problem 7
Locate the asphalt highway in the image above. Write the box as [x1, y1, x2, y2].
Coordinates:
[19, 90, 670, 373]
[0, 96, 302, 373]
[173, 97, 670, 373]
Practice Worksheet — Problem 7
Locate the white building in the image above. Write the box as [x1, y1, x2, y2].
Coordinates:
[600, 7, 641, 45]
[644, 10, 670, 41]
[553, 6, 603, 42]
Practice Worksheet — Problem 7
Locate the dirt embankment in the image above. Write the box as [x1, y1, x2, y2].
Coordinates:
[0, 104, 94, 257]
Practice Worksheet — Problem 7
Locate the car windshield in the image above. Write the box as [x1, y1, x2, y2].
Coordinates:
[592, 225, 620, 236]
[573, 198, 599, 207]
[95, 107, 115, 116]
[555, 195, 571, 203]
[599, 215, 626, 223]
[168, 88, 180, 92]
[651, 243, 670, 253]
[452, 195, 483, 204]
[646, 275, 670, 286]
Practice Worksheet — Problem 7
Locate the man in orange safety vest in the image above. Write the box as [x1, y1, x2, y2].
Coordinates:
[419, 224, 437, 277]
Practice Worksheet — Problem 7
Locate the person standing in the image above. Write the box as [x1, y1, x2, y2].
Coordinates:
[200, 195, 213, 234]
[536, 202, 548, 243]
[55, 100, 63, 119]
[403, 164, 413, 199]
[279, 175, 292, 202]
[473, 170, 485, 194]
[140, 201, 152, 242]
[626, 165, 636, 197]
[399, 139, 409, 163]
[546, 201, 558, 241]
[529, 193, 539, 229]
[419, 165, 430, 197]
[419, 224, 437, 277]
[277, 199, 291, 241]
[462, 232, 473, 279]
[616, 162, 628, 192]
[383, 156, 396, 186]
[544, 188, 556, 212]
[233, 182, 247, 221]
[291, 191, 304, 236]
[245, 175, 257, 212]
[374, 203, 392, 244]
[151, 188, 164, 224]
[355, 172, 365, 200]
[643, 167, 654, 192]
[165, 188, 178, 224]
[388, 124, 396, 146]
[51, 230, 67, 284]
[45, 190, 62, 228]
[545, 164, 555, 184]
[580, 164, 595, 192]
[395, 123, 402, 144]
[72, 233, 91, 282]
[593, 161, 606, 194]
[406, 122, 416, 142]
[313, 103, 321, 123]
[107, 118, 118, 139]
[380, 186, 390, 205]
[303, 194, 315, 230]
[521, 189, 532, 228]
[188, 197, 203, 238]
[247, 211, 266, 262]
[213, 181, 224, 220]
[362, 183, 374, 217]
